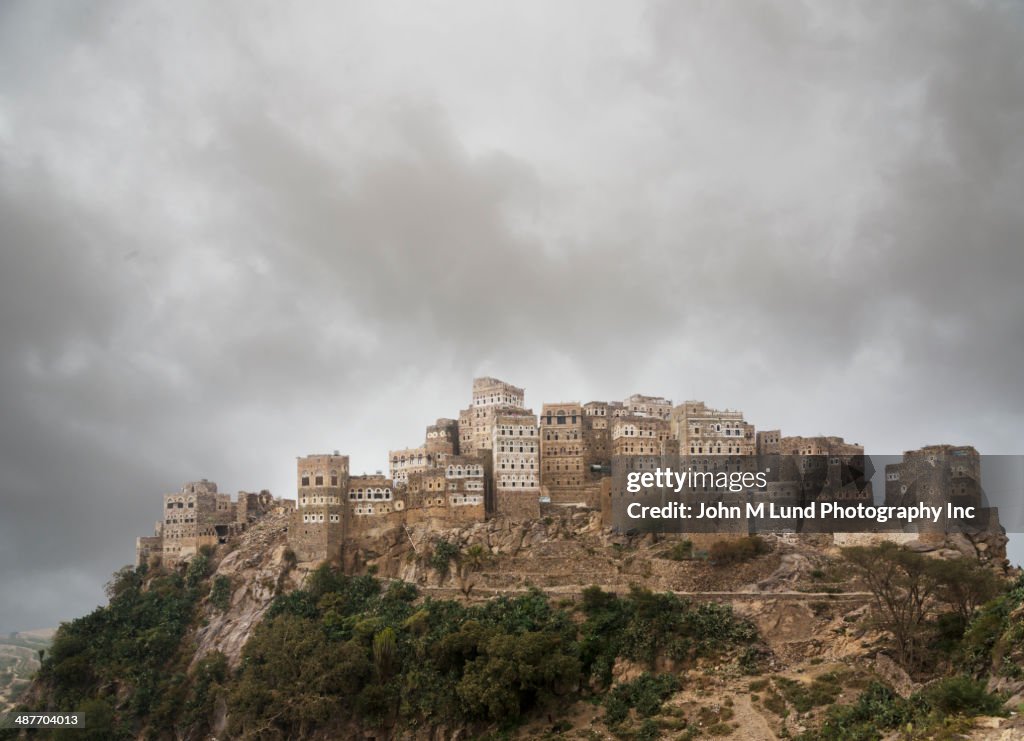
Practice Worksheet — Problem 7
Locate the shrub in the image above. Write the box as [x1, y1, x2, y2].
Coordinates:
[185, 554, 210, 589]
[776, 673, 841, 713]
[762, 690, 787, 717]
[579, 586, 757, 684]
[802, 676, 1004, 741]
[960, 575, 1024, 676]
[429, 539, 461, 578]
[603, 673, 680, 725]
[801, 682, 903, 740]
[664, 540, 694, 561]
[739, 645, 770, 675]
[919, 676, 1004, 717]
[709, 536, 769, 566]
[210, 576, 232, 611]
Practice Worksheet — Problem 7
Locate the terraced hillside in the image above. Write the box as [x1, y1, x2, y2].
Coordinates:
[0, 629, 52, 712]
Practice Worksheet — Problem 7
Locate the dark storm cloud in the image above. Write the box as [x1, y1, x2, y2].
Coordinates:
[1, 0, 1022, 630]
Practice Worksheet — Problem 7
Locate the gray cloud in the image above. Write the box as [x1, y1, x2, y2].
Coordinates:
[1, 0, 1022, 631]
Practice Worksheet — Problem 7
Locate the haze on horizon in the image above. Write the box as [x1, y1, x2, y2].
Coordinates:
[1, 0, 1023, 632]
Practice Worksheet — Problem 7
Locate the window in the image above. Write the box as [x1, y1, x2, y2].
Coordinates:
[301, 476, 310, 486]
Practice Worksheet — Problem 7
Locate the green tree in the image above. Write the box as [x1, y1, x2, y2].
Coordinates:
[373, 626, 397, 677]
[843, 543, 951, 670]
[228, 613, 371, 738]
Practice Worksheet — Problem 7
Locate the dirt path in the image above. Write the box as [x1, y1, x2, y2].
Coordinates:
[727, 692, 778, 740]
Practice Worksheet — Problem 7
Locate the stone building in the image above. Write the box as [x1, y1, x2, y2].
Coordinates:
[236, 490, 275, 524]
[444, 454, 488, 522]
[136, 480, 271, 568]
[402, 454, 488, 525]
[405, 468, 448, 511]
[885, 445, 983, 531]
[610, 416, 674, 457]
[389, 418, 459, 486]
[347, 473, 401, 518]
[582, 402, 612, 473]
[425, 418, 458, 457]
[604, 449, 751, 537]
[751, 434, 872, 533]
[288, 453, 350, 562]
[622, 394, 673, 420]
[458, 377, 526, 456]
[492, 409, 541, 519]
[771, 435, 864, 458]
[389, 446, 430, 487]
[755, 429, 782, 455]
[671, 401, 756, 456]
[540, 402, 586, 489]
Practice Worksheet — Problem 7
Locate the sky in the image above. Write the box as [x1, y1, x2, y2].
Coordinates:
[1, 0, 1023, 632]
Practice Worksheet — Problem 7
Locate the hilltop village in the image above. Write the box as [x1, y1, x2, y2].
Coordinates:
[136, 376, 1002, 567]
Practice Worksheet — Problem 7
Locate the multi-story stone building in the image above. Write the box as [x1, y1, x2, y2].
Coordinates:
[610, 416, 674, 457]
[389, 419, 458, 486]
[444, 454, 487, 522]
[425, 418, 458, 457]
[406, 468, 448, 511]
[540, 403, 585, 490]
[671, 401, 756, 456]
[389, 446, 431, 487]
[492, 409, 541, 519]
[403, 453, 489, 525]
[582, 402, 612, 473]
[136, 480, 273, 567]
[750, 434, 871, 533]
[622, 394, 673, 420]
[458, 377, 526, 456]
[347, 472, 400, 518]
[885, 445, 981, 512]
[289, 453, 350, 562]
[755, 429, 782, 456]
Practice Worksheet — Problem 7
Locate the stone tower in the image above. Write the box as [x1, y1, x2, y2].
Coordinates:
[289, 453, 350, 562]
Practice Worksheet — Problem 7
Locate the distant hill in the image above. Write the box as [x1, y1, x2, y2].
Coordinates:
[0, 629, 53, 712]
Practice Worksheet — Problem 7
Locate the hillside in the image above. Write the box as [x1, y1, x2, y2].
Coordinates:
[14, 511, 1024, 740]
[0, 630, 52, 713]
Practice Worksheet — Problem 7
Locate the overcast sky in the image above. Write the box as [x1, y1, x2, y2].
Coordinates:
[2, 1, 1023, 632]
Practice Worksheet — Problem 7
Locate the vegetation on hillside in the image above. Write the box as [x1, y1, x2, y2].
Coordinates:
[842, 543, 1004, 671]
[797, 676, 1005, 741]
[227, 571, 759, 738]
[11, 541, 1022, 740]
[16, 558, 215, 739]
[14, 560, 759, 739]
